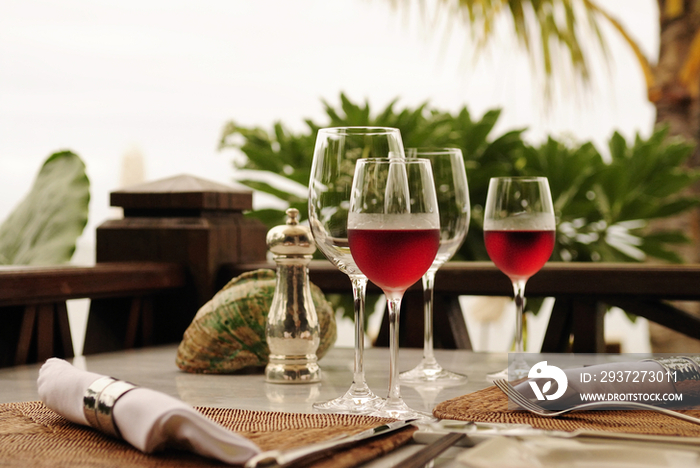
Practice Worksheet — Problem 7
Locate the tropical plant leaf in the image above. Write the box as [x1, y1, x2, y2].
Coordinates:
[0, 151, 90, 265]
[401, 0, 653, 103]
[220, 94, 699, 269]
[637, 239, 686, 264]
[235, 178, 305, 205]
[220, 93, 700, 325]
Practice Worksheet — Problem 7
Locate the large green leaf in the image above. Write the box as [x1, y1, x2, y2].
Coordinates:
[0, 151, 90, 265]
[220, 94, 700, 323]
[220, 94, 700, 267]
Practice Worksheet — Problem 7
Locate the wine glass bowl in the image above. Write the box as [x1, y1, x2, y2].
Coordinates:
[348, 157, 440, 420]
[308, 127, 404, 413]
[483, 229, 555, 281]
[400, 148, 470, 384]
[483, 177, 555, 380]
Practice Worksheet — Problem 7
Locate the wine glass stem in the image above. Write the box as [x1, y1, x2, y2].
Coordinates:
[421, 270, 436, 363]
[512, 279, 527, 354]
[387, 296, 403, 402]
[351, 276, 368, 386]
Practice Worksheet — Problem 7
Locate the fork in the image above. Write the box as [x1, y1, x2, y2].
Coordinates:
[494, 379, 700, 426]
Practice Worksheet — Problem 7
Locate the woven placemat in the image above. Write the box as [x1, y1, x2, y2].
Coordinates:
[433, 384, 700, 437]
[0, 401, 416, 468]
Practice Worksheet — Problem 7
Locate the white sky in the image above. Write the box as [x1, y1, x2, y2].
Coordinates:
[0, 0, 658, 261]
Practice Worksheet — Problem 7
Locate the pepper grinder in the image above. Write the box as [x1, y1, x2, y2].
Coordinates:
[265, 208, 321, 383]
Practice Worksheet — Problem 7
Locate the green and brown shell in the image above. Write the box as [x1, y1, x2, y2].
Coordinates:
[176, 269, 337, 373]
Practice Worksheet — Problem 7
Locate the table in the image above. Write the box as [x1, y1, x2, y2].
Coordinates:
[6, 347, 700, 467]
[0, 345, 504, 467]
[0, 346, 502, 408]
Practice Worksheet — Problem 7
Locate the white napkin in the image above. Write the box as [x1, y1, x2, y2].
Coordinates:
[457, 436, 700, 468]
[513, 361, 677, 408]
[37, 358, 261, 464]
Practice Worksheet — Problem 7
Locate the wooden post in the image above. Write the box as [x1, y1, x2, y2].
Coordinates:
[541, 298, 574, 352]
[571, 298, 606, 353]
[83, 175, 268, 354]
[373, 290, 472, 350]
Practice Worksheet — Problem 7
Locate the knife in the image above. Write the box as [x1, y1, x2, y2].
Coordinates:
[399, 432, 468, 468]
[243, 418, 417, 468]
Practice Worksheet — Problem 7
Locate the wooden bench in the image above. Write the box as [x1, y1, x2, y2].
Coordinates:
[224, 260, 700, 353]
[8, 173, 698, 366]
[6, 258, 697, 367]
[1, 175, 268, 368]
[0, 262, 185, 367]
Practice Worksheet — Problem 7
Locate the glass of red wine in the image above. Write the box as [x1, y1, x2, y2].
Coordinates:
[483, 177, 555, 381]
[348, 157, 440, 420]
[308, 127, 405, 414]
[400, 148, 470, 384]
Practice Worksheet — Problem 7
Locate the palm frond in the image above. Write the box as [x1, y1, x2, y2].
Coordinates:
[399, 0, 651, 101]
[583, 0, 655, 92]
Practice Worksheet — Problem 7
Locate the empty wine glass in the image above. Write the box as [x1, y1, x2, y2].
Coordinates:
[308, 127, 404, 413]
[348, 157, 440, 420]
[400, 148, 470, 384]
[483, 177, 556, 381]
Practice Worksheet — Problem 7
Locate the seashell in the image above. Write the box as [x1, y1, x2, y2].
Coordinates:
[176, 269, 337, 373]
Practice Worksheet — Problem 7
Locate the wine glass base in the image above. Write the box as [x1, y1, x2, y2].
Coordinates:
[312, 386, 384, 414]
[486, 361, 530, 382]
[485, 368, 510, 382]
[368, 398, 435, 422]
[400, 360, 467, 384]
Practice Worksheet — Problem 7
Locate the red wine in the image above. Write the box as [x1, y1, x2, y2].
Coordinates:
[484, 229, 555, 280]
[348, 228, 440, 293]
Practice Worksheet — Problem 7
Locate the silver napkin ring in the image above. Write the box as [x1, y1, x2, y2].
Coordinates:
[83, 377, 138, 439]
[83, 376, 116, 430]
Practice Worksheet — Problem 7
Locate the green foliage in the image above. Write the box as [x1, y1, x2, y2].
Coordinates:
[220, 94, 699, 322]
[547, 128, 700, 263]
[0, 151, 90, 265]
[220, 93, 699, 268]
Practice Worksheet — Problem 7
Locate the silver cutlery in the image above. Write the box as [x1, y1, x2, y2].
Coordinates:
[416, 418, 700, 446]
[494, 379, 700, 426]
[399, 432, 467, 468]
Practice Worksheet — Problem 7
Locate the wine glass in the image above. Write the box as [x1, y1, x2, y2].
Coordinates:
[400, 148, 470, 384]
[348, 157, 440, 420]
[308, 127, 404, 413]
[483, 177, 556, 381]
